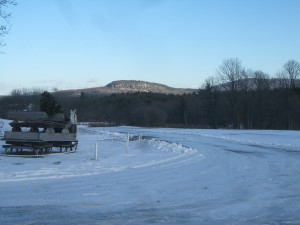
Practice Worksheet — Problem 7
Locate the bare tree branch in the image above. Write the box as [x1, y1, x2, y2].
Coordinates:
[284, 59, 300, 89]
[217, 57, 243, 92]
[0, 0, 17, 50]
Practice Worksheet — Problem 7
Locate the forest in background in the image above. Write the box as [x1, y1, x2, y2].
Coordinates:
[1, 58, 300, 130]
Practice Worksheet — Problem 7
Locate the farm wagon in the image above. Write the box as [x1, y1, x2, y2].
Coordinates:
[2, 111, 78, 155]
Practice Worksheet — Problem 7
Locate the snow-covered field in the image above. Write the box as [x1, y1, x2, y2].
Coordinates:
[1, 119, 300, 225]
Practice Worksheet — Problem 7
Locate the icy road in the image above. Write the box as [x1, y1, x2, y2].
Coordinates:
[0, 123, 300, 225]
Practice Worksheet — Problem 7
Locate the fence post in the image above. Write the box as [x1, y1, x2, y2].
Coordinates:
[139, 132, 142, 147]
[95, 143, 98, 161]
[126, 133, 129, 154]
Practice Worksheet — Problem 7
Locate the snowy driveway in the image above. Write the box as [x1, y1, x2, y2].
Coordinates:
[1, 125, 300, 225]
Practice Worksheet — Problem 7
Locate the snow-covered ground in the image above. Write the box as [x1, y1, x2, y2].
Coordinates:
[1, 119, 300, 225]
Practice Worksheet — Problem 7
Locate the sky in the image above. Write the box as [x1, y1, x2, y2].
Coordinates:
[1, 0, 300, 95]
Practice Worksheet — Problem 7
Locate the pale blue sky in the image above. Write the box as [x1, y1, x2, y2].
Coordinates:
[1, 0, 300, 95]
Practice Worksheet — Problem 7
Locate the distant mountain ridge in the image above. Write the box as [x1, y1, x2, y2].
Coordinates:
[58, 80, 196, 96]
[53, 78, 300, 97]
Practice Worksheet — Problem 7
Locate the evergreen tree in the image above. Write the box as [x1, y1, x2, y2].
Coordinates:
[40, 91, 62, 116]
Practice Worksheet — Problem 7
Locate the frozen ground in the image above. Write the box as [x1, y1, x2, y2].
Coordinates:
[0, 119, 300, 225]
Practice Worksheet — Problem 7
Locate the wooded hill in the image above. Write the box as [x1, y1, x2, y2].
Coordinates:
[1, 78, 300, 130]
[1, 58, 300, 129]
[56, 80, 196, 96]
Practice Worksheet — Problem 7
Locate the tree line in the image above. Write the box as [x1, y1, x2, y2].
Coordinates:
[1, 58, 300, 129]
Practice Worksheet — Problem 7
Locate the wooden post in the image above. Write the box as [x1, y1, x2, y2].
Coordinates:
[95, 143, 98, 161]
[139, 132, 142, 147]
[126, 133, 129, 153]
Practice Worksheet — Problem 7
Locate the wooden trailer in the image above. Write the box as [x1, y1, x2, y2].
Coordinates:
[2, 111, 78, 155]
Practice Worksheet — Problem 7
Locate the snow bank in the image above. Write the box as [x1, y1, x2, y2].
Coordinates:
[143, 137, 197, 154]
[82, 126, 198, 155]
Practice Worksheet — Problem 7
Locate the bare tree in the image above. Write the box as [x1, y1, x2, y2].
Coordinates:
[284, 59, 300, 89]
[253, 70, 270, 91]
[0, 0, 17, 50]
[217, 57, 243, 92]
[283, 59, 300, 129]
[203, 76, 219, 128]
[238, 69, 255, 128]
[252, 70, 270, 128]
[217, 57, 244, 128]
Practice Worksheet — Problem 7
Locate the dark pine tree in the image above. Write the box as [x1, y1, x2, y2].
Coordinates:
[40, 91, 62, 116]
